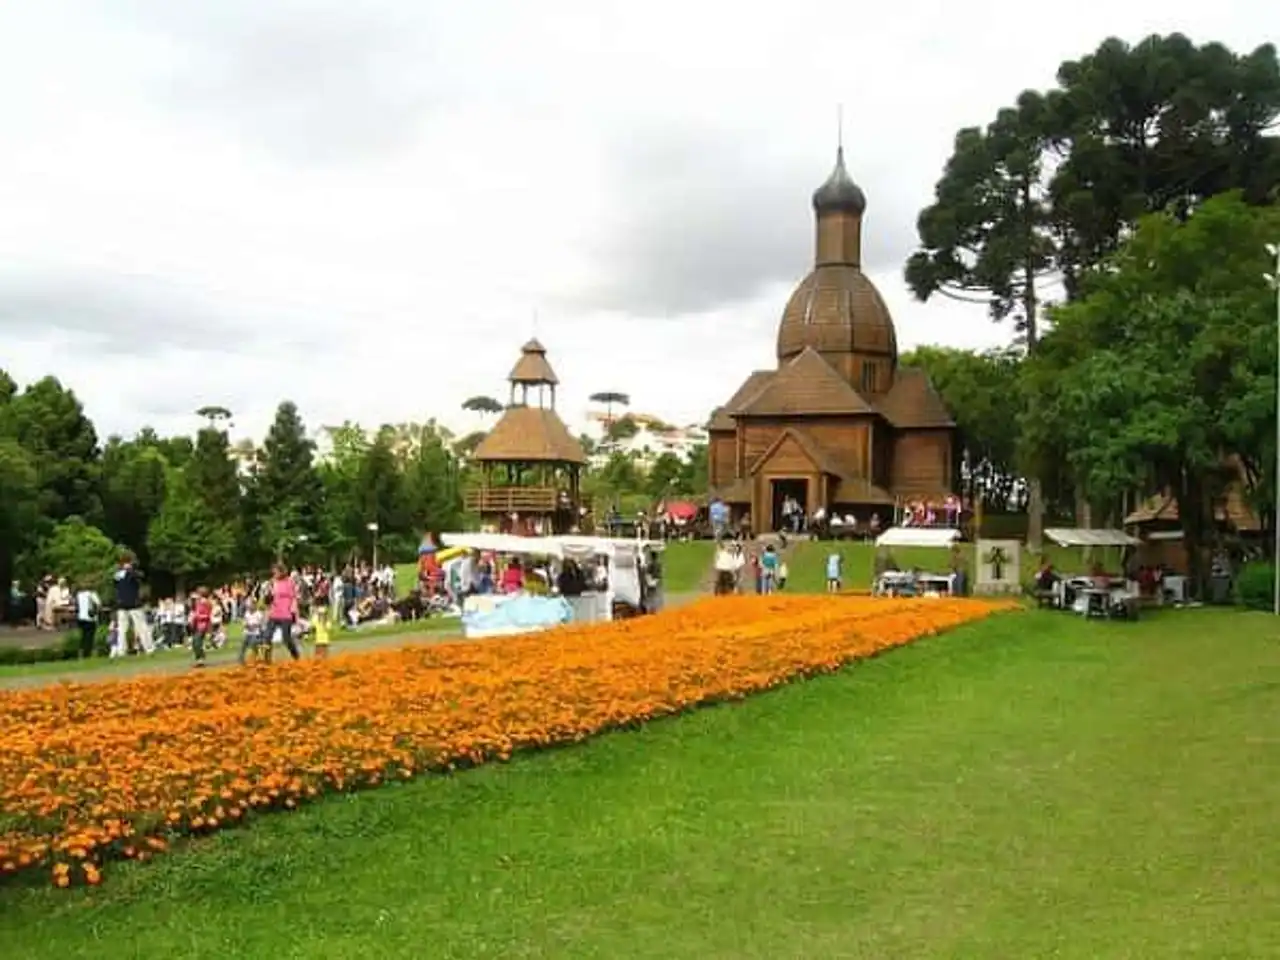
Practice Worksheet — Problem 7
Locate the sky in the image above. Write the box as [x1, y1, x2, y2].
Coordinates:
[0, 0, 1271, 444]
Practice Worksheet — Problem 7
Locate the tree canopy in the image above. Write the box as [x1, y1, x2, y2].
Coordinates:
[1021, 192, 1279, 586]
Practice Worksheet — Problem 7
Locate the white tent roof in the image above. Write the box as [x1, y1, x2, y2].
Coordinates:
[439, 533, 665, 558]
[440, 533, 563, 557]
[551, 535, 662, 557]
[1044, 528, 1140, 548]
[874, 527, 961, 548]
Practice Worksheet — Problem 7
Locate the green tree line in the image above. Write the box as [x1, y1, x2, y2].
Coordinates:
[0, 393, 468, 605]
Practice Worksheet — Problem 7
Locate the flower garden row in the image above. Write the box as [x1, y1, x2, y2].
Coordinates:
[0, 595, 1016, 887]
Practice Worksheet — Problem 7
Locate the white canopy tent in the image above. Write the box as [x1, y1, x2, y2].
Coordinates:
[439, 532, 662, 620]
[1043, 528, 1141, 548]
[440, 532, 564, 557]
[874, 527, 962, 549]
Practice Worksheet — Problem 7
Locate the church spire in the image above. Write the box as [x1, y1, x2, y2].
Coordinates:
[812, 125, 867, 268]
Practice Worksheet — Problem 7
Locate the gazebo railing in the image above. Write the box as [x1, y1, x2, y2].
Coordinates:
[464, 486, 589, 514]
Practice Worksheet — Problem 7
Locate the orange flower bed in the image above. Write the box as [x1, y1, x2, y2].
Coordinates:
[0, 595, 1015, 886]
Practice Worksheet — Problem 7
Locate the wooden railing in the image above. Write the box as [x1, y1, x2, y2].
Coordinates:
[464, 487, 590, 514]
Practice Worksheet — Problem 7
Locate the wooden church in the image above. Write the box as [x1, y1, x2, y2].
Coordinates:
[706, 147, 957, 531]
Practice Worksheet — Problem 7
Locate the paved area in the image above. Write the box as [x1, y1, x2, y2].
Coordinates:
[0, 592, 703, 691]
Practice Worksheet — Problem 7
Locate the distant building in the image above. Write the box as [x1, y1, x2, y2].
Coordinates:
[584, 411, 707, 467]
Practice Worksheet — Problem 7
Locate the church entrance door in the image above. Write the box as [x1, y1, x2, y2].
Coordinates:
[770, 477, 808, 533]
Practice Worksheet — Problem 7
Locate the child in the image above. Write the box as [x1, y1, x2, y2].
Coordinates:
[188, 587, 213, 667]
[777, 559, 789, 591]
[169, 596, 188, 649]
[312, 607, 331, 660]
[239, 602, 266, 665]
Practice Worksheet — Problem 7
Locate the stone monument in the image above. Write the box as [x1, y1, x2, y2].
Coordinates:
[975, 538, 1022, 596]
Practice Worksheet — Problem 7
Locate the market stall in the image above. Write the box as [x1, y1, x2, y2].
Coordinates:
[871, 527, 963, 597]
[437, 533, 665, 635]
[1042, 528, 1141, 618]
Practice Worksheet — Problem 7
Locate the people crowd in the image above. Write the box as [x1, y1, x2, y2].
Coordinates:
[8, 554, 414, 666]
[712, 539, 786, 596]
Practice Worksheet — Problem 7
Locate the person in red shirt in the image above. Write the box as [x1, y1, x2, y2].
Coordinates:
[500, 558, 525, 594]
[189, 586, 213, 667]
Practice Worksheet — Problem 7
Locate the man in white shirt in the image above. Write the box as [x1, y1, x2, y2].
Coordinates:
[74, 584, 101, 658]
[714, 543, 739, 596]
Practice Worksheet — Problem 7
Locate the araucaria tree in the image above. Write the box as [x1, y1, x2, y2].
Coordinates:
[910, 33, 1280, 543]
[906, 92, 1059, 544]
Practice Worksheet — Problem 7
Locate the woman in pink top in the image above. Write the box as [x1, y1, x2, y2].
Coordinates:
[266, 564, 301, 662]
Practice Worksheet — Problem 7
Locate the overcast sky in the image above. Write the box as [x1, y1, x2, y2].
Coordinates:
[0, 1, 1270, 444]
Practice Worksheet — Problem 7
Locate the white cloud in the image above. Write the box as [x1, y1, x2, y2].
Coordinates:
[0, 0, 1268, 444]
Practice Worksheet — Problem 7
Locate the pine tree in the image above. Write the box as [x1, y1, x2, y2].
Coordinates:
[253, 401, 323, 556]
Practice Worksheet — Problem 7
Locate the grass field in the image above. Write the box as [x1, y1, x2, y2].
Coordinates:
[5, 606, 1278, 958]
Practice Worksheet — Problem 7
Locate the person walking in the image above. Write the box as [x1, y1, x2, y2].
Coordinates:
[761, 544, 779, 594]
[266, 563, 301, 662]
[73, 582, 101, 659]
[113, 554, 153, 655]
[189, 587, 213, 668]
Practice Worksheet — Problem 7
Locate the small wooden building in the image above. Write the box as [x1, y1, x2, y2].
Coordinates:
[706, 148, 957, 531]
[465, 339, 588, 534]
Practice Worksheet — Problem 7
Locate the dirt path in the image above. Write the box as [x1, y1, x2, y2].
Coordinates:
[0, 593, 702, 691]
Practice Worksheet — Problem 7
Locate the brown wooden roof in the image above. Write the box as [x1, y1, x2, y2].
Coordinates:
[707, 407, 733, 432]
[725, 370, 774, 408]
[708, 370, 775, 431]
[471, 405, 585, 463]
[834, 477, 897, 505]
[876, 366, 954, 428]
[777, 264, 897, 363]
[1125, 483, 1262, 532]
[507, 341, 559, 385]
[738, 348, 873, 417]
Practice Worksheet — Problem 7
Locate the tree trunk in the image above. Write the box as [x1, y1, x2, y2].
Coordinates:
[1020, 180, 1045, 554]
[1026, 479, 1045, 553]
[1180, 470, 1209, 600]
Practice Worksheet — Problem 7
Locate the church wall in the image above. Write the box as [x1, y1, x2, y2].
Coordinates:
[708, 432, 735, 486]
[872, 423, 893, 490]
[891, 429, 953, 495]
[738, 417, 875, 477]
[756, 434, 817, 475]
[804, 419, 870, 476]
[741, 421, 783, 468]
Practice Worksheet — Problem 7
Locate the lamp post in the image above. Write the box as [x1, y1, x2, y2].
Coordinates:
[367, 521, 380, 569]
[1267, 242, 1280, 615]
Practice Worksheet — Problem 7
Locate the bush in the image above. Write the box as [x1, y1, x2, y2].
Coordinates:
[1236, 562, 1274, 611]
[0, 631, 82, 667]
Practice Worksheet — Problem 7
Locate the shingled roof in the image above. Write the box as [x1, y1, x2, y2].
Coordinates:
[737, 348, 874, 417]
[471, 405, 585, 464]
[507, 339, 559, 385]
[708, 370, 776, 431]
[876, 366, 954, 428]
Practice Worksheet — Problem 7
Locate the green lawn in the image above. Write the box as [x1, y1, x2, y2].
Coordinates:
[5, 607, 1279, 958]
[661, 540, 714, 592]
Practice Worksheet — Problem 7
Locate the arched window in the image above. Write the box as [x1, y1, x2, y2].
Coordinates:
[860, 360, 879, 393]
